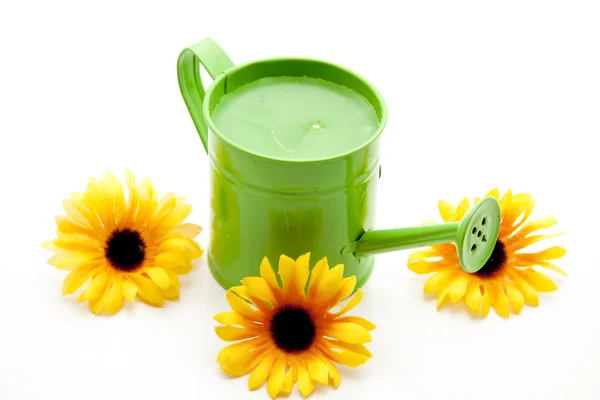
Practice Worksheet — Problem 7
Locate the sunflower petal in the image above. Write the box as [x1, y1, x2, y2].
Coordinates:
[169, 223, 203, 239]
[82, 271, 110, 300]
[129, 275, 164, 306]
[214, 311, 253, 327]
[307, 257, 329, 298]
[499, 189, 513, 217]
[332, 289, 363, 316]
[517, 269, 558, 292]
[96, 173, 116, 212]
[55, 216, 100, 240]
[260, 257, 281, 290]
[48, 253, 97, 270]
[277, 255, 298, 298]
[166, 270, 181, 288]
[230, 286, 270, 314]
[490, 281, 510, 318]
[322, 322, 371, 344]
[293, 253, 311, 299]
[62, 264, 101, 295]
[122, 279, 138, 301]
[248, 351, 276, 390]
[448, 274, 470, 303]
[518, 246, 567, 262]
[334, 316, 376, 331]
[160, 287, 180, 301]
[424, 270, 456, 294]
[321, 347, 369, 367]
[226, 290, 263, 321]
[408, 259, 444, 274]
[436, 284, 451, 309]
[455, 197, 471, 220]
[153, 253, 181, 269]
[41, 240, 59, 252]
[217, 337, 266, 363]
[107, 172, 126, 226]
[68, 198, 106, 234]
[136, 201, 157, 229]
[321, 357, 341, 388]
[328, 276, 357, 308]
[53, 236, 100, 253]
[297, 361, 315, 398]
[438, 200, 456, 222]
[242, 277, 278, 307]
[267, 358, 287, 399]
[280, 362, 297, 394]
[430, 243, 459, 260]
[501, 193, 531, 235]
[536, 261, 567, 277]
[325, 339, 373, 358]
[513, 217, 557, 239]
[408, 249, 441, 262]
[61, 199, 88, 226]
[513, 196, 536, 229]
[215, 326, 260, 342]
[508, 233, 564, 252]
[157, 236, 202, 257]
[486, 188, 500, 200]
[480, 284, 491, 316]
[138, 177, 156, 201]
[510, 274, 539, 306]
[104, 279, 124, 315]
[171, 259, 194, 275]
[307, 357, 328, 385]
[88, 294, 106, 315]
[504, 282, 524, 314]
[124, 169, 139, 223]
[312, 264, 344, 305]
[464, 281, 483, 314]
[156, 204, 193, 234]
[221, 345, 267, 377]
[145, 267, 170, 290]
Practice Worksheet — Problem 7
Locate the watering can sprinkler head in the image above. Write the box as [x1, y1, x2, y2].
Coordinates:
[342, 197, 501, 273]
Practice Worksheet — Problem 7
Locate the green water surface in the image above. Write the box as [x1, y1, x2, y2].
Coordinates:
[211, 76, 380, 161]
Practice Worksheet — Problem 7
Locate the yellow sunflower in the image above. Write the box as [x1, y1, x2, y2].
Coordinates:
[42, 170, 203, 315]
[408, 188, 566, 318]
[214, 253, 375, 399]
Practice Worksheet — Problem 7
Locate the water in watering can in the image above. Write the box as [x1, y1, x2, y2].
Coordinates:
[211, 76, 380, 161]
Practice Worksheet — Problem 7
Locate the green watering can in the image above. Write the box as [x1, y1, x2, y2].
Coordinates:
[177, 38, 501, 289]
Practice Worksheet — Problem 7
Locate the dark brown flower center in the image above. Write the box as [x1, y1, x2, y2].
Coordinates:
[474, 240, 506, 277]
[270, 305, 316, 353]
[105, 228, 146, 271]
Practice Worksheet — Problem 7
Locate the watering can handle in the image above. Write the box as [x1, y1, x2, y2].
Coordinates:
[177, 38, 235, 153]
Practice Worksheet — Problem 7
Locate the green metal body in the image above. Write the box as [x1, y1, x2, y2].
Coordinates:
[178, 38, 384, 288]
[177, 38, 501, 289]
[207, 134, 381, 288]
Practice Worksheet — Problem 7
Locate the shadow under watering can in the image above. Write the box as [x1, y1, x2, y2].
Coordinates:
[177, 37, 501, 289]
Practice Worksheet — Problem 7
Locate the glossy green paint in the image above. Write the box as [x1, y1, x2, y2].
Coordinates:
[177, 38, 500, 289]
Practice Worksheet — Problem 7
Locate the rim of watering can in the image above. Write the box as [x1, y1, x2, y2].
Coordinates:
[203, 57, 388, 164]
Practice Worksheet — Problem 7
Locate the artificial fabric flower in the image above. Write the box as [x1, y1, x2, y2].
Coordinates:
[408, 188, 566, 318]
[43, 170, 203, 315]
[214, 253, 375, 399]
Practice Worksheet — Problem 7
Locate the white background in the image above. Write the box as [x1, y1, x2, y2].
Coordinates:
[1, 1, 599, 399]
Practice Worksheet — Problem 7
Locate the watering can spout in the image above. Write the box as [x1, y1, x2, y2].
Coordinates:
[342, 197, 502, 273]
